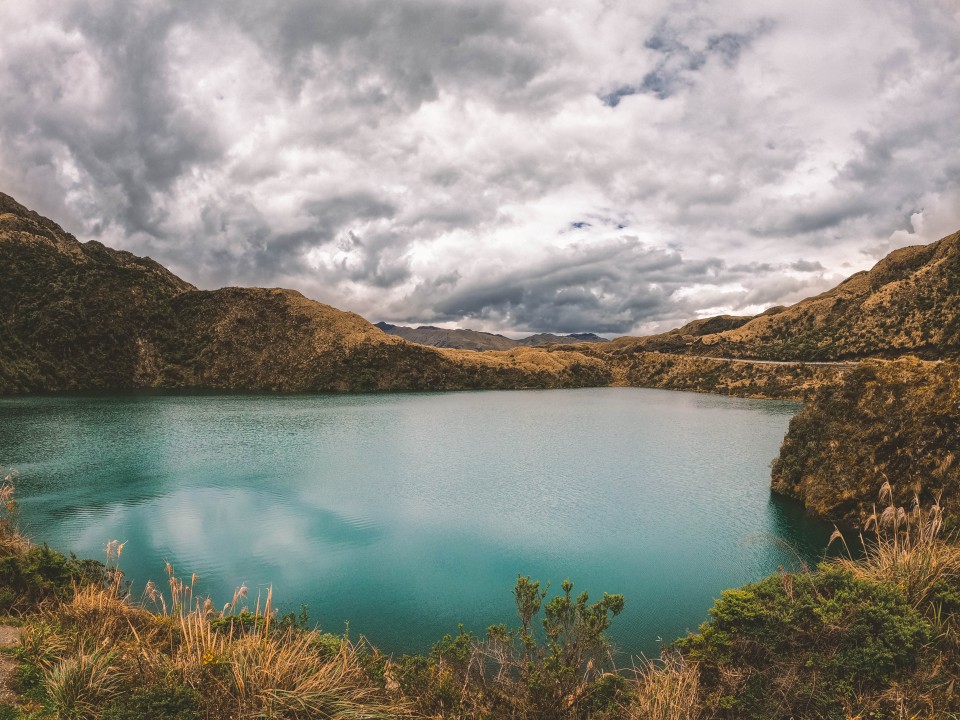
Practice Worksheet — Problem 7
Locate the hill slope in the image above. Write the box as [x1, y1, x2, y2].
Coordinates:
[771, 358, 960, 523]
[606, 231, 960, 361]
[373, 323, 520, 351]
[0, 192, 611, 394]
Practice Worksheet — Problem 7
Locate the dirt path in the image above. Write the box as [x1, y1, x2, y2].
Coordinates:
[0, 624, 20, 705]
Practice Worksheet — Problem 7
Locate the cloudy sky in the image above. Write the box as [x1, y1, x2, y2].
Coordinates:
[2, 0, 959, 335]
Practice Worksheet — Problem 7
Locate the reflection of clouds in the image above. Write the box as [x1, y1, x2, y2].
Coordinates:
[13, 390, 833, 655]
[71, 486, 384, 595]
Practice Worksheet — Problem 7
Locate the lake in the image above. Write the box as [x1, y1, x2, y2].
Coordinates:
[0, 387, 831, 657]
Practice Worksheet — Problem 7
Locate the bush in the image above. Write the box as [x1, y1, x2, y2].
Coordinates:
[101, 683, 202, 720]
[0, 544, 105, 614]
[393, 577, 626, 720]
[679, 565, 930, 719]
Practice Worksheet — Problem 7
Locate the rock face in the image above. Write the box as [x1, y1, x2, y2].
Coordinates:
[607, 231, 960, 361]
[0, 192, 611, 394]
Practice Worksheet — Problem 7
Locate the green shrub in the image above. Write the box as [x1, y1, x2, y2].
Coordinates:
[393, 577, 625, 720]
[13, 659, 47, 703]
[0, 545, 105, 613]
[100, 684, 202, 720]
[679, 565, 930, 719]
[390, 626, 477, 715]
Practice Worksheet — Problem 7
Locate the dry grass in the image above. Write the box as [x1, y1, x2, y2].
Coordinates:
[832, 481, 960, 610]
[0, 466, 28, 555]
[627, 652, 702, 720]
[43, 648, 121, 720]
[22, 550, 407, 719]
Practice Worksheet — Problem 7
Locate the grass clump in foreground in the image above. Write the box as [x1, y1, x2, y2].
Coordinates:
[2, 473, 960, 719]
[12, 557, 403, 719]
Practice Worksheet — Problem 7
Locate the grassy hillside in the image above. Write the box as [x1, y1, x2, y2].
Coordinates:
[7, 189, 959, 401]
[607, 230, 960, 361]
[0, 192, 611, 394]
[584, 347, 848, 400]
[772, 358, 960, 524]
[0, 195, 194, 392]
[374, 323, 520, 351]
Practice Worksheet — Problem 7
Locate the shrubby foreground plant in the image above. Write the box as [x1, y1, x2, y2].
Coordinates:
[1, 473, 959, 719]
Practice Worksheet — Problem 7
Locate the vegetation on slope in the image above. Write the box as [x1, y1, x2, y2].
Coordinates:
[0, 195, 194, 393]
[374, 323, 521, 351]
[3, 467, 960, 719]
[7, 187, 959, 411]
[772, 359, 960, 524]
[587, 348, 848, 400]
[606, 229, 960, 361]
[0, 192, 611, 395]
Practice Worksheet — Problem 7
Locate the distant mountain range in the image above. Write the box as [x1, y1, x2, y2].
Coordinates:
[374, 323, 608, 351]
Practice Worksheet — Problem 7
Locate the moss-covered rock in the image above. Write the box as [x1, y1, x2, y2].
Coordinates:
[771, 358, 960, 523]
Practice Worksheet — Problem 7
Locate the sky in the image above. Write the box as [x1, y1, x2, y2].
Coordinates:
[1, 0, 959, 336]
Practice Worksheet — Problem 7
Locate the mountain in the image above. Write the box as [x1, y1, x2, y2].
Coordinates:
[374, 323, 608, 351]
[0, 192, 611, 394]
[607, 231, 960, 361]
[4, 188, 958, 404]
[518, 332, 608, 346]
[373, 323, 519, 351]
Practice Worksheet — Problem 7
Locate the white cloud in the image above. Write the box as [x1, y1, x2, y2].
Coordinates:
[0, 0, 958, 334]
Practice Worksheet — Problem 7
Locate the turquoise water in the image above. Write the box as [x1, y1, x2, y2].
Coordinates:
[0, 388, 830, 657]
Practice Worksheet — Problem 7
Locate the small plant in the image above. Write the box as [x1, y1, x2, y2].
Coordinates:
[44, 648, 121, 720]
[100, 683, 202, 720]
[0, 466, 19, 532]
[396, 576, 626, 720]
[832, 481, 960, 611]
[0, 467, 27, 559]
[628, 650, 702, 720]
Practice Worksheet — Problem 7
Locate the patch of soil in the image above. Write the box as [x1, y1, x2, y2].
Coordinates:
[0, 624, 21, 705]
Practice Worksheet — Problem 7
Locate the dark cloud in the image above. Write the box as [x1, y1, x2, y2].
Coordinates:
[789, 259, 825, 272]
[729, 262, 776, 273]
[599, 86, 638, 108]
[401, 239, 731, 333]
[751, 197, 876, 238]
[226, 0, 550, 111]
[0, 0, 958, 335]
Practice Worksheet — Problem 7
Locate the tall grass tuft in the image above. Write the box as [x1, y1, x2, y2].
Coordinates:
[627, 652, 702, 720]
[832, 483, 960, 610]
[0, 466, 27, 554]
[44, 648, 121, 720]
[24, 546, 406, 719]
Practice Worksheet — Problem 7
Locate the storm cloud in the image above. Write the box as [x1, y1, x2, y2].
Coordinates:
[1, 0, 958, 334]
